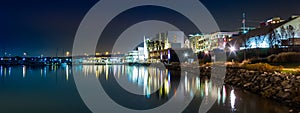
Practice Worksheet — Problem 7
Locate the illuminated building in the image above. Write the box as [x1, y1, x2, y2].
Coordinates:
[260, 17, 285, 27]
[232, 16, 300, 50]
[125, 47, 146, 63]
[146, 31, 186, 63]
[189, 32, 239, 53]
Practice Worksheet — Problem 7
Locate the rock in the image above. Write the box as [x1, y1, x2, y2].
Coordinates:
[296, 79, 300, 83]
[274, 76, 281, 82]
[275, 86, 282, 90]
[281, 80, 290, 86]
[284, 88, 292, 92]
[243, 82, 252, 87]
[277, 91, 290, 99]
[292, 96, 300, 102]
[284, 84, 293, 89]
[251, 76, 257, 82]
[234, 77, 241, 81]
[263, 84, 272, 90]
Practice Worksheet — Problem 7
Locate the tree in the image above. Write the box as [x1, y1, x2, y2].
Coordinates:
[287, 25, 295, 47]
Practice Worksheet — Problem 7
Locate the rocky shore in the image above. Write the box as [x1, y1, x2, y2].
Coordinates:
[224, 68, 300, 110]
[164, 66, 300, 112]
[168, 64, 300, 111]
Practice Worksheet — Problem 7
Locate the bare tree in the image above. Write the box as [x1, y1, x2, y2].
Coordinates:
[287, 25, 295, 47]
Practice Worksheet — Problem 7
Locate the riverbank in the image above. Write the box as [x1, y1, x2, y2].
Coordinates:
[224, 68, 300, 111]
[165, 63, 300, 112]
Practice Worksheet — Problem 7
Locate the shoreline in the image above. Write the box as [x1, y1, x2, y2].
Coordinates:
[224, 68, 300, 111]
[1, 63, 299, 111]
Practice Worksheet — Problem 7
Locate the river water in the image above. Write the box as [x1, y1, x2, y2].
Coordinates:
[0, 65, 292, 113]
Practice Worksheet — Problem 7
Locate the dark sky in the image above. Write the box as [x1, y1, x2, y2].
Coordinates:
[0, 0, 300, 56]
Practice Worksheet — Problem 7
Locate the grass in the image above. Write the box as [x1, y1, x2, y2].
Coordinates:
[241, 63, 283, 72]
[281, 68, 300, 75]
[269, 62, 300, 68]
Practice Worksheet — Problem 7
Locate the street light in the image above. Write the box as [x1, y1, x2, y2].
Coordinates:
[184, 53, 189, 57]
[229, 46, 236, 52]
[66, 51, 70, 57]
[229, 46, 237, 62]
[204, 50, 209, 55]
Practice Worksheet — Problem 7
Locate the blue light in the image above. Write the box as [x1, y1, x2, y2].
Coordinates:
[44, 58, 47, 61]
[22, 58, 26, 61]
[0, 58, 3, 60]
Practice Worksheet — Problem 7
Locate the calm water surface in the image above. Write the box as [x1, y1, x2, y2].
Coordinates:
[0, 65, 291, 113]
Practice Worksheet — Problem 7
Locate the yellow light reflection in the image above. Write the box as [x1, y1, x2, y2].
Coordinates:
[66, 65, 69, 81]
[105, 66, 109, 80]
[95, 66, 99, 78]
[3, 67, 6, 77]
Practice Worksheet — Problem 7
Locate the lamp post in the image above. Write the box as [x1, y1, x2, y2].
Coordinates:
[229, 46, 237, 62]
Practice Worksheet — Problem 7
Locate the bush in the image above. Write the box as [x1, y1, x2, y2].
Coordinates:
[267, 52, 300, 63]
[249, 57, 268, 64]
[241, 63, 283, 72]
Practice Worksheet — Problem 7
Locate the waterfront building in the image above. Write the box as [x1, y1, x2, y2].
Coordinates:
[125, 51, 140, 63]
[231, 16, 300, 50]
[189, 34, 210, 53]
[189, 32, 239, 53]
[260, 17, 285, 27]
[125, 47, 146, 63]
[146, 31, 185, 63]
[184, 38, 191, 48]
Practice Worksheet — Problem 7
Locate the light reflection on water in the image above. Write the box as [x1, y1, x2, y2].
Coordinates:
[78, 65, 291, 113]
[0, 65, 293, 113]
[22, 65, 26, 78]
[230, 89, 236, 111]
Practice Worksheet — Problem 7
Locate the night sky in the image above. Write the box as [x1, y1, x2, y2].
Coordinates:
[0, 0, 299, 56]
